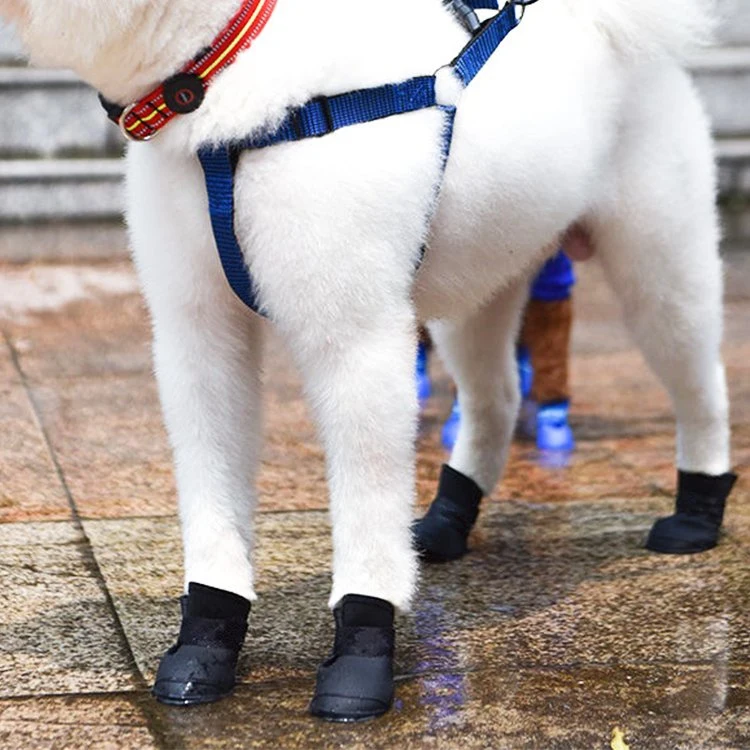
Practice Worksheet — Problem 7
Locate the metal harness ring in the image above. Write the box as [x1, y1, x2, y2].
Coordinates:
[118, 103, 158, 143]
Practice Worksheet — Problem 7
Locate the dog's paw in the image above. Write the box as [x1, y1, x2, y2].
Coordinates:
[153, 643, 241, 706]
[645, 470, 737, 554]
[309, 595, 394, 722]
[412, 464, 483, 563]
[152, 582, 251, 707]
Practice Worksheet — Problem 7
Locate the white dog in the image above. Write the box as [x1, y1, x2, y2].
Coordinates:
[2, 0, 737, 722]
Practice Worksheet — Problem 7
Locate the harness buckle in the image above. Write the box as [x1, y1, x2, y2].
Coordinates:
[119, 103, 158, 142]
[290, 97, 335, 141]
[450, 0, 481, 32]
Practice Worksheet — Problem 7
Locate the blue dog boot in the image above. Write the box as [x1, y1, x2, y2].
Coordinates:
[646, 471, 737, 554]
[416, 342, 432, 403]
[413, 464, 484, 562]
[153, 583, 251, 706]
[517, 345, 534, 400]
[441, 398, 461, 451]
[310, 595, 395, 722]
[536, 400, 575, 452]
[442, 346, 533, 451]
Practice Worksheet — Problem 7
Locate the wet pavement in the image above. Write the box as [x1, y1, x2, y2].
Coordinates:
[0, 252, 749, 749]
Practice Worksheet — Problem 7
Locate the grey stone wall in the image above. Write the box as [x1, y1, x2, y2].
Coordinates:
[0, 3, 749, 231]
[0, 21, 24, 62]
[717, 0, 750, 45]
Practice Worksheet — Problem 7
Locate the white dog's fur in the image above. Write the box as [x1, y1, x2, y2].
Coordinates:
[3, 0, 730, 611]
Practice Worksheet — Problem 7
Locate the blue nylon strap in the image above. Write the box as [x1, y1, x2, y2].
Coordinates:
[198, 147, 264, 314]
[237, 5, 517, 153]
[241, 77, 437, 149]
[530, 250, 576, 302]
[452, 3, 518, 86]
[199, 3, 520, 317]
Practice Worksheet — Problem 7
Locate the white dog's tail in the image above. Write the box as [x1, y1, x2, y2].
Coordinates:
[562, 0, 717, 61]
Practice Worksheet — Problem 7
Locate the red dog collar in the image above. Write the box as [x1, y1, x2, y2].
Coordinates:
[101, 0, 277, 142]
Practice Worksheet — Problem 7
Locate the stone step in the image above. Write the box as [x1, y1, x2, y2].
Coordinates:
[0, 159, 125, 222]
[1, 56, 749, 159]
[0, 67, 122, 158]
[691, 46, 750, 136]
[0, 136, 747, 222]
[717, 0, 750, 46]
[0, 23, 24, 63]
[717, 136, 750, 196]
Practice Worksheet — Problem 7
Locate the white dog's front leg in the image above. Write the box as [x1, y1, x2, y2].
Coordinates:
[290, 308, 420, 612]
[128, 144, 265, 706]
[127, 145, 263, 603]
[285, 305, 418, 722]
[231, 110, 446, 720]
[152, 303, 264, 602]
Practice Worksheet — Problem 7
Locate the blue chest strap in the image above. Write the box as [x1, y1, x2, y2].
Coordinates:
[198, 2, 519, 317]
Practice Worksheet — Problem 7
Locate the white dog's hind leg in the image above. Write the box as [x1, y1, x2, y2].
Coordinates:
[126, 145, 263, 705]
[592, 65, 736, 554]
[414, 280, 528, 562]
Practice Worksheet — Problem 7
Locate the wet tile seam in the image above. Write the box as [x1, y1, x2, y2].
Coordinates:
[1, 329, 170, 750]
[18, 369, 155, 387]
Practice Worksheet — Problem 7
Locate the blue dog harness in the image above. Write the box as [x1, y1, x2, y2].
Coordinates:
[101, 1, 528, 316]
[197, 0, 523, 316]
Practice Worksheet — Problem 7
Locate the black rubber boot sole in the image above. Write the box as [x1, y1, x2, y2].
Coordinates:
[153, 643, 241, 706]
[309, 654, 393, 722]
[645, 531, 720, 555]
[154, 683, 234, 707]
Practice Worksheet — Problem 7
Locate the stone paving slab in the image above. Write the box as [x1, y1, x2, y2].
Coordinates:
[0, 263, 145, 381]
[0, 382, 69, 523]
[0, 224, 130, 265]
[0, 335, 17, 384]
[144, 665, 750, 750]
[570, 355, 750, 435]
[0, 694, 157, 750]
[0, 255, 747, 522]
[29, 374, 177, 520]
[0, 522, 139, 698]
[598, 427, 750, 492]
[83, 487, 750, 686]
[0, 252, 748, 747]
[82, 513, 330, 685]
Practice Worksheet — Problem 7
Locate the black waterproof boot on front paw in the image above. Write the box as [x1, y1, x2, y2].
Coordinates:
[152, 582, 251, 706]
[309, 594, 395, 723]
[646, 470, 737, 554]
[413, 464, 484, 562]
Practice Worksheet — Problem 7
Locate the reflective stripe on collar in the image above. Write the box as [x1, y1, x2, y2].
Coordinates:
[102, 0, 277, 142]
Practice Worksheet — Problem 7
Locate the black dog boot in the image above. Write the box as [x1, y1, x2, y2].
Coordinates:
[310, 594, 395, 722]
[153, 582, 251, 706]
[413, 464, 484, 562]
[646, 470, 737, 554]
